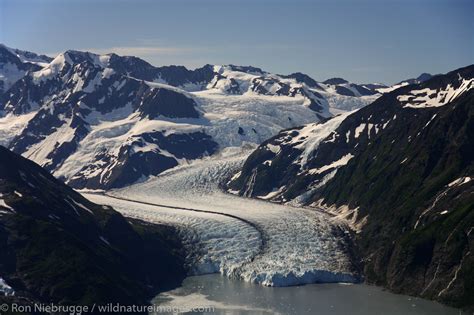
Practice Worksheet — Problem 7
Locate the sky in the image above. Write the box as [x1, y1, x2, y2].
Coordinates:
[1, 0, 473, 84]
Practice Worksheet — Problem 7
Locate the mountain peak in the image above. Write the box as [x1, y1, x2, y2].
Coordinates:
[0, 43, 53, 65]
[62, 50, 112, 68]
[323, 77, 348, 85]
[416, 72, 432, 82]
[279, 72, 321, 89]
[225, 64, 265, 74]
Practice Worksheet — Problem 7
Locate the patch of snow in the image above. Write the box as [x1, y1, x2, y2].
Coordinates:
[48, 214, 60, 220]
[99, 236, 111, 246]
[448, 176, 471, 187]
[230, 171, 241, 182]
[0, 195, 14, 212]
[0, 111, 38, 147]
[367, 123, 374, 138]
[399, 76, 473, 109]
[354, 123, 366, 139]
[257, 186, 285, 200]
[317, 201, 368, 234]
[266, 143, 281, 154]
[376, 82, 409, 94]
[102, 67, 115, 79]
[423, 114, 437, 129]
[414, 186, 452, 229]
[0, 277, 14, 296]
[32, 53, 71, 83]
[69, 198, 94, 215]
[324, 131, 337, 143]
[308, 154, 354, 175]
[0, 62, 27, 92]
[438, 251, 471, 297]
[289, 112, 353, 168]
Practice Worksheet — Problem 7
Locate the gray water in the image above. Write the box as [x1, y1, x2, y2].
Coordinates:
[153, 274, 465, 315]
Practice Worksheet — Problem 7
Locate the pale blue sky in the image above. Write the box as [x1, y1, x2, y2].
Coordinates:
[1, 0, 473, 84]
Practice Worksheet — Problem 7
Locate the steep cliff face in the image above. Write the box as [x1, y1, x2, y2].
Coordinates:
[0, 145, 185, 307]
[227, 65, 474, 308]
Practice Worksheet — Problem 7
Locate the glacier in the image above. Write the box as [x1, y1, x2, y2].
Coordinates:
[83, 147, 358, 287]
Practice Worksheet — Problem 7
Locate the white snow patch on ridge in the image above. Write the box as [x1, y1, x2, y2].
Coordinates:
[448, 176, 471, 187]
[398, 76, 473, 109]
[32, 53, 71, 83]
[309, 153, 354, 175]
[376, 82, 409, 94]
[292, 111, 353, 168]
[354, 123, 366, 139]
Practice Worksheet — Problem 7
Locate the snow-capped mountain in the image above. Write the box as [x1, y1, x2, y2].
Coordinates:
[228, 65, 473, 201]
[376, 72, 434, 93]
[227, 64, 474, 308]
[0, 44, 379, 189]
[397, 72, 434, 86]
[0, 44, 52, 96]
[318, 77, 383, 112]
[322, 77, 379, 97]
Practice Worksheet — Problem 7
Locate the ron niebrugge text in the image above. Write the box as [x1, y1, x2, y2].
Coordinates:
[2, 302, 216, 313]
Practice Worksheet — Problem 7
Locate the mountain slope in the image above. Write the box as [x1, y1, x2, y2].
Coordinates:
[321, 90, 474, 308]
[0, 145, 185, 306]
[227, 64, 474, 308]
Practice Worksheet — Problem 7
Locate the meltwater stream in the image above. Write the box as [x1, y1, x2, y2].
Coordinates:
[153, 274, 464, 315]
